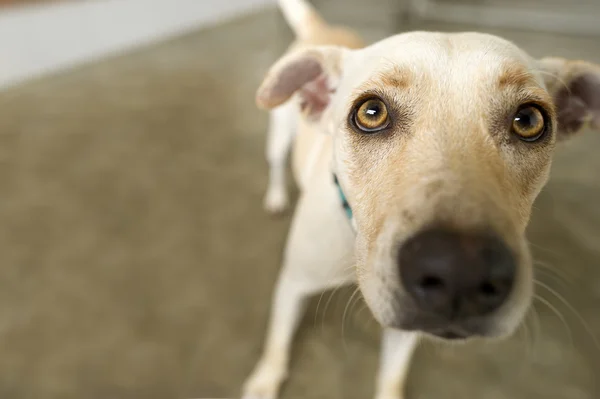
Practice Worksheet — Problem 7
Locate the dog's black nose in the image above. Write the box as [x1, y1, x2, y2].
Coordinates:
[399, 228, 515, 320]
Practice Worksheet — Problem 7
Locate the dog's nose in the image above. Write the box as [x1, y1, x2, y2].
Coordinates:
[399, 228, 515, 320]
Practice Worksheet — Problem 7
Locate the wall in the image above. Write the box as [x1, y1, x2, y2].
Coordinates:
[0, 0, 275, 89]
[407, 0, 600, 35]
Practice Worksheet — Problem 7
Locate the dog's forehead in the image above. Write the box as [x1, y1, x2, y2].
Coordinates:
[344, 32, 537, 90]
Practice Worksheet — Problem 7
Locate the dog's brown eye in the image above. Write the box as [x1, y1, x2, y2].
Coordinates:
[354, 98, 389, 132]
[512, 105, 546, 141]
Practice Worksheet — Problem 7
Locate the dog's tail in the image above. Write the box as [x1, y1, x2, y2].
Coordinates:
[277, 0, 327, 39]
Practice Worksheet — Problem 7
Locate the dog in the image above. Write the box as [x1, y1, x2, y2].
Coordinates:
[244, 1, 600, 398]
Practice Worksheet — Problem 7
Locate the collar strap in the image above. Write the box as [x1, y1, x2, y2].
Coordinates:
[333, 175, 353, 221]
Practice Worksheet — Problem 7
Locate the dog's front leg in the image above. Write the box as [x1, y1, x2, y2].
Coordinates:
[243, 179, 356, 399]
[263, 101, 297, 214]
[373, 329, 420, 399]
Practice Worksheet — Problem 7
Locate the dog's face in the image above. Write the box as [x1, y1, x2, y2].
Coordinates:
[257, 32, 600, 340]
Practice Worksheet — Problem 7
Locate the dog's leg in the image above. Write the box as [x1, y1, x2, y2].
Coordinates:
[242, 269, 350, 399]
[264, 101, 297, 214]
[373, 329, 420, 399]
[243, 181, 355, 399]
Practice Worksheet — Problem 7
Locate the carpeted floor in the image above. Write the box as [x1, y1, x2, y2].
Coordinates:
[0, 6, 599, 399]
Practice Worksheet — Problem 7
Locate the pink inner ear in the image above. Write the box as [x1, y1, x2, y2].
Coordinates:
[268, 58, 323, 105]
[574, 74, 600, 129]
[299, 73, 333, 118]
[556, 95, 589, 135]
[556, 73, 600, 134]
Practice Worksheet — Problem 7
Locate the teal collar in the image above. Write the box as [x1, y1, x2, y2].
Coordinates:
[333, 175, 353, 221]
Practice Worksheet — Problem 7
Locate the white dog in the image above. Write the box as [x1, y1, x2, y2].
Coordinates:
[245, 1, 600, 398]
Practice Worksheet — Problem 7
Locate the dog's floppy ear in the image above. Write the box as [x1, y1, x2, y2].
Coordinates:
[538, 57, 600, 138]
[256, 45, 348, 120]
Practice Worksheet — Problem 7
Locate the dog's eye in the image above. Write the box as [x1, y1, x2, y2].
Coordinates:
[354, 98, 389, 132]
[512, 105, 546, 141]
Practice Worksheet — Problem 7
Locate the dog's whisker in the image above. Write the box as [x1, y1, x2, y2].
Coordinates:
[356, 302, 380, 333]
[364, 306, 378, 331]
[521, 306, 543, 369]
[534, 266, 572, 290]
[314, 290, 328, 328]
[534, 259, 575, 283]
[535, 280, 600, 351]
[533, 293, 574, 349]
[354, 302, 369, 324]
[347, 289, 365, 327]
[529, 242, 562, 258]
[341, 286, 362, 352]
[534, 261, 572, 281]
[320, 284, 345, 333]
[528, 304, 542, 357]
[523, 318, 534, 358]
[314, 269, 354, 328]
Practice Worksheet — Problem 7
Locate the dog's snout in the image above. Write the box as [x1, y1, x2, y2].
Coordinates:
[399, 228, 516, 321]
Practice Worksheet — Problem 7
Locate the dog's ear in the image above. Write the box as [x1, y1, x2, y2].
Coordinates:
[256, 45, 348, 120]
[538, 57, 600, 138]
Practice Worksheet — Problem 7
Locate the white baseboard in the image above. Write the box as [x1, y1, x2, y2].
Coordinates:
[0, 0, 276, 89]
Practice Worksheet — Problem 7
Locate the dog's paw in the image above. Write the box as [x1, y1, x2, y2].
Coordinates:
[374, 394, 404, 399]
[263, 186, 289, 215]
[373, 386, 404, 399]
[241, 361, 288, 399]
